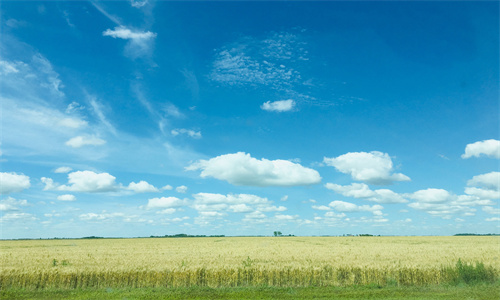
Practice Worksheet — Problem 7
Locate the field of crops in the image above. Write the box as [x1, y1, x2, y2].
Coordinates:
[1, 236, 498, 289]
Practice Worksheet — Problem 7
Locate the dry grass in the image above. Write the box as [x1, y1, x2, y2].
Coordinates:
[1, 236, 498, 288]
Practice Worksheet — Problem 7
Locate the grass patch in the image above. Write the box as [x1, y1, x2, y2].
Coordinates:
[1, 283, 499, 300]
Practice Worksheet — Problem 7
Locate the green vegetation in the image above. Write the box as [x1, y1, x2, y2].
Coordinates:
[2, 284, 499, 300]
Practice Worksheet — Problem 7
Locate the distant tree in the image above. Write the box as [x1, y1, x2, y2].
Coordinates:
[273, 231, 282, 237]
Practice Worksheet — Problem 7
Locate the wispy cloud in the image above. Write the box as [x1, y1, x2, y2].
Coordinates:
[65, 135, 106, 148]
[87, 95, 117, 136]
[209, 31, 318, 106]
[91, 1, 122, 26]
[130, 0, 148, 8]
[171, 128, 201, 139]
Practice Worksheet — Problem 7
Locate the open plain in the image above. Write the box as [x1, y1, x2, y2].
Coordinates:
[1, 236, 498, 290]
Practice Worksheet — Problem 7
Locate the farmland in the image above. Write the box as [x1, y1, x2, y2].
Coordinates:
[1, 236, 498, 294]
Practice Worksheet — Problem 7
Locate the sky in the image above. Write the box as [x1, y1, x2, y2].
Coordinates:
[0, 1, 499, 239]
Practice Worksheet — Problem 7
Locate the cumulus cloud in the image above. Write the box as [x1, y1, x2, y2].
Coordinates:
[462, 139, 500, 159]
[465, 172, 500, 200]
[261, 99, 295, 112]
[0, 172, 30, 194]
[192, 192, 286, 215]
[325, 182, 407, 204]
[483, 206, 500, 215]
[228, 204, 253, 213]
[312, 205, 331, 211]
[323, 151, 410, 185]
[187, 152, 321, 186]
[127, 181, 159, 193]
[54, 166, 72, 173]
[406, 188, 494, 218]
[146, 197, 187, 209]
[0, 197, 28, 211]
[79, 212, 124, 221]
[176, 185, 188, 193]
[0, 212, 36, 223]
[57, 194, 76, 201]
[161, 185, 173, 191]
[65, 135, 106, 148]
[171, 129, 201, 139]
[103, 26, 157, 59]
[42, 171, 118, 193]
[467, 172, 500, 191]
[406, 188, 452, 203]
[329, 200, 383, 214]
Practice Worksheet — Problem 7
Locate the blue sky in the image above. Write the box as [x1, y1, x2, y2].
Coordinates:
[1, 1, 499, 239]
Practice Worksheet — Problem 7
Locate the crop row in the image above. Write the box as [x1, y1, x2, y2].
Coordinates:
[1, 261, 496, 289]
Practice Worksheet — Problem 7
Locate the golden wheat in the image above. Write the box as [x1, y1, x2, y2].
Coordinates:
[1, 236, 498, 288]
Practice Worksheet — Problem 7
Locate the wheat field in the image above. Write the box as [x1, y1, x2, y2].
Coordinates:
[1, 236, 498, 288]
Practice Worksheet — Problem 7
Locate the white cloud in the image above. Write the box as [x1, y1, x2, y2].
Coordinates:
[192, 192, 286, 216]
[146, 197, 187, 209]
[210, 32, 306, 88]
[464, 172, 500, 200]
[0, 212, 36, 223]
[486, 217, 500, 222]
[228, 204, 253, 213]
[31, 54, 64, 97]
[467, 172, 500, 191]
[324, 211, 346, 218]
[103, 26, 157, 59]
[79, 212, 124, 221]
[43, 171, 118, 193]
[261, 99, 295, 112]
[54, 167, 72, 173]
[58, 118, 88, 129]
[187, 152, 321, 186]
[158, 208, 176, 214]
[161, 185, 173, 191]
[0, 60, 20, 75]
[406, 188, 494, 218]
[65, 135, 106, 148]
[312, 205, 331, 211]
[65, 102, 85, 114]
[464, 187, 500, 200]
[0, 172, 31, 194]
[0, 197, 28, 211]
[176, 185, 188, 193]
[407, 188, 452, 203]
[208, 31, 320, 106]
[171, 129, 201, 139]
[329, 200, 383, 213]
[57, 194, 76, 201]
[127, 181, 159, 193]
[462, 139, 500, 159]
[326, 182, 408, 204]
[130, 0, 148, 8]
[324, 151, 410, 185]
[103, 26, 156, 40]
[483, 206, 500, 215]
[88, 95, 117, 135]
[163, 103, 184, 118]
[275, 214, 298, 221]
